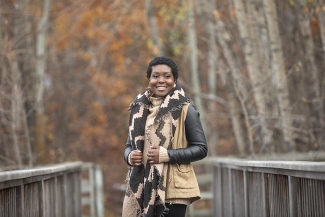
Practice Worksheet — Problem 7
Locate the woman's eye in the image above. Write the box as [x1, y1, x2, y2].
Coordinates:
[153, 75, 158, 78]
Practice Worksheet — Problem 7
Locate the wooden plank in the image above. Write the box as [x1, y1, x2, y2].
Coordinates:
[0, 179, 23, 190]
[212, 165, 218, 217]
[95, 165, 104, 217]
[288, 176, 298, 217]
[63, 174, 68, 217]
[228, 168, 234, 217]
[54, 177, 58, 217]
[17, 185, 24, 217]
[244, 170, 249, 217]
[39, 181, 45, 217]
[212, 158, 325, 172]
[0, 162, 83, 182]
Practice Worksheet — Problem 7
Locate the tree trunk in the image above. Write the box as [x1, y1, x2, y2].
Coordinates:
[203, 1, 247, 156]
[11, 62, 23, 168]
[317, 2, 325, 149]
[262, 0, 296, 151]
[3, 0, 30, 168]
[223, 72, 248, 156]
[214, 18, 252, 156]
[8, 0, 34, 166]
[12, 0, 37, 165]
[145, 0, 164, 55]
[22, 105, 33, 167]
[247, 0, 280, 151]
[35, 0, 50, 164]
[320, 4, 325, 64]
[296, 0, 320, 99]
[186, 0, 211, 155]
[295, 0, 321, 147]
[202, 0, 219, 156]
[233, 0, 275, 153]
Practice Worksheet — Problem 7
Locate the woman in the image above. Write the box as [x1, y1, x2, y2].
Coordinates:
[122, 56, 208, 217]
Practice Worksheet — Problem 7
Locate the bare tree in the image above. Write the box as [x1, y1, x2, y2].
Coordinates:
[198, 1, 246, 156]
[214, 17, 254, 156]
[320, 3, 325, 64]
[145, 0, 164, 56]
[316, 1, 325, 149]
[206, 0, 220, 156]
[34, 0, 51, 163]
[262, 0, 296, 151]
[195, 0, 220, 155]
[10, 62, 23, 168]
[233, 0, 275, 152]
[295, 0, 322, 146]
[186, 0, 210, 154]
[247, 0, 280, 151]
[0, 0, 35, 168]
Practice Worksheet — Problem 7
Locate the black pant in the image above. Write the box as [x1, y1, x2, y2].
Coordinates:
[164, 203, 187, 217]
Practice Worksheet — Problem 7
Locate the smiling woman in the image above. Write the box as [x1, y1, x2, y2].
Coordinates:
[149, 64, 176, 97]
[122, 56, 208, 217]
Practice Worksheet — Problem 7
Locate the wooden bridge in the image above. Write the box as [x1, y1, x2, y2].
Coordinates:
[211, 158, 325, 217]
[0, 162, 103, 217]
[1, 158, 325, 217]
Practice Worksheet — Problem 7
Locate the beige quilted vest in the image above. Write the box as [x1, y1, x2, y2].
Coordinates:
[165, 104, 201, 203]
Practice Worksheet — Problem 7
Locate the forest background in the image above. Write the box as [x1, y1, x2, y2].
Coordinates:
[1, 0, 325, 216]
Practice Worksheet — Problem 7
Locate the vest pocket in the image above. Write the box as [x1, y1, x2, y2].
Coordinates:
[174, 164, 196, 189]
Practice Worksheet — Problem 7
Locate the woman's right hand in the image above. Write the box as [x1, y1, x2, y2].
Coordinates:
[130, 150, 143, 166]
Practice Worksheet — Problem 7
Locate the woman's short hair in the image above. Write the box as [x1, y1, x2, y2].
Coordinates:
[146, 56, 178, 79]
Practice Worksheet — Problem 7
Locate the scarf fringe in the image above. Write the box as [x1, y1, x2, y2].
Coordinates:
[154, 101, 192, 124]
[161, 208, 170, 217]
[127, 101, 150, 111]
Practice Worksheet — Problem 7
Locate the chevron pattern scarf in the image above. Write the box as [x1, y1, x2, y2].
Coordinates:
[122, 84, 192, 217]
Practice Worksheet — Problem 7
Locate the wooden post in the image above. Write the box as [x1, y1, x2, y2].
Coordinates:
[95, 165, 104, 217]
[73, 172, 78, 217]
[289, 176, 297, 217]
[261, 173, 267, 217]
[228, 168, 234, 217]
[17, 184, 24, 217]
[212, 164, 217, 216]
[89, 166, 95, 217]
[63, 174, 68, 217]
[217, 164, 223, 217]
[54, 177, 57, 217]
[39, 181, 45, 217]
[244, 170, 249, 217]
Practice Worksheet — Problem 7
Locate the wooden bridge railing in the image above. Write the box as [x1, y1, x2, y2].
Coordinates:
[0, 162, 83, 217]
[212, 158, 325, 217]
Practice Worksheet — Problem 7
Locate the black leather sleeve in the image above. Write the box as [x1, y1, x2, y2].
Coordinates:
[167, 104, 208, 164]
[124, 136, 132, 166]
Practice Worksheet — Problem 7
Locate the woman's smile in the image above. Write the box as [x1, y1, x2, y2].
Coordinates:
[156, 86, 167, 90]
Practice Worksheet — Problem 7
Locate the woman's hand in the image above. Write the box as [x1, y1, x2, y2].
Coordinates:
[130, 150, 143, 166]
[148, 145, 160, 164]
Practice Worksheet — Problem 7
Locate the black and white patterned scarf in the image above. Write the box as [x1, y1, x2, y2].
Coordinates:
[122, 84, 192, 217]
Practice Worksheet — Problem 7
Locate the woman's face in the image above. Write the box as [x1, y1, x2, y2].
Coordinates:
[149, 64, 176, 97]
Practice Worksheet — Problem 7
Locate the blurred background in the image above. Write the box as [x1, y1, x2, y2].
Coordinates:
[0, 0, 324, 216]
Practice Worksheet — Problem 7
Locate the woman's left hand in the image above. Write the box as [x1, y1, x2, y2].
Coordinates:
[148, 145, 160, 164]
